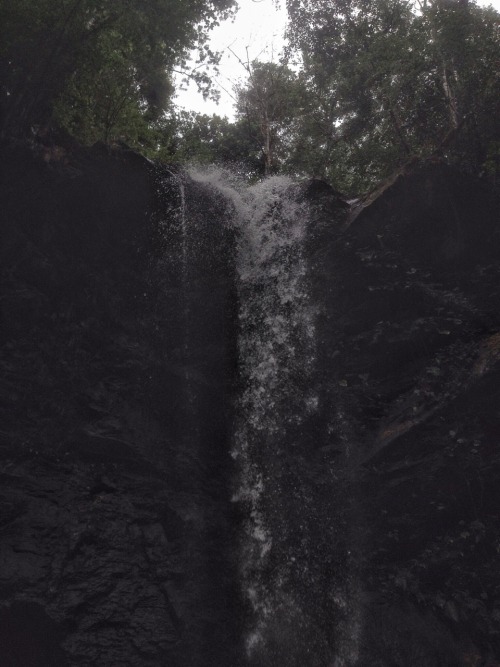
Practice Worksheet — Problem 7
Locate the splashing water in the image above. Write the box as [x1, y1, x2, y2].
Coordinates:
[190, 168, 318, 649]
[189, 167, 361, 666]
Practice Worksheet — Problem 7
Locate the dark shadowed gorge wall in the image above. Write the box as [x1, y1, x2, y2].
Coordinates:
[0, 140, 499, 667]
[0, 140, 244, 666]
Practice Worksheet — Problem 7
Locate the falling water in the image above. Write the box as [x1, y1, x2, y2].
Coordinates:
[154, 167, 190, 353]
[178, 178, 188, 286]
[234, 177, 322, 662]
[187, 167, 361, 666]
[156, 167, 189, 289]
[154, 165, 204, 482]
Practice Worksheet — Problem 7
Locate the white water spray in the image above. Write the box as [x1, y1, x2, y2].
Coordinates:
[180, 166, 364, 667]
[190, 167, 321, 657]
[179, 178, 188, 285]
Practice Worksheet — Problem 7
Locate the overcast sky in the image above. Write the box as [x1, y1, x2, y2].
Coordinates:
[174, 0, 287, 120]
[174, 0, 500, 121]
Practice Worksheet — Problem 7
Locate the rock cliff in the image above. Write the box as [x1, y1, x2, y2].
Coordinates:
[0, 141, 499, 666]
[308, 163, 500, 665]
[0, 140, 243, 666]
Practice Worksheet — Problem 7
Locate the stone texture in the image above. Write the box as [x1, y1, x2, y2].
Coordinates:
[1, 140, 499, 666]
[0, 139, 244, 666]
[307, 162, 500, 665]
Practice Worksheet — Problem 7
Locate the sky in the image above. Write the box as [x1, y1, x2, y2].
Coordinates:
[174, 0, 500, 121]
[174, 0, 287, 120]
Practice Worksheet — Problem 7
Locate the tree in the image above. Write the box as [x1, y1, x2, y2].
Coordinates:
[234, 60, 310, 175]
[165, 110, 259, 170]
[285, 0, 500, 193]
[0, 0, 236, 143]
[414, 0, 500, 172]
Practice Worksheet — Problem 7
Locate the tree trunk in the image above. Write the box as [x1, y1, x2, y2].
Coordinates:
[441, 63, 460, 130]
[262, 110, 272, 176]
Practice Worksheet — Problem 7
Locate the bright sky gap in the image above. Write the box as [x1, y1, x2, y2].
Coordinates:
[174, 0, 500, 121]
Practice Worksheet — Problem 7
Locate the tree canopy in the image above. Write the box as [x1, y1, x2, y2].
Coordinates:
[0, 0, 235, 144]
[234, 60, 309, 175]
[1, 0, 498, 194]
[172, 0, 499, 193]
[283, 0, 500, 192]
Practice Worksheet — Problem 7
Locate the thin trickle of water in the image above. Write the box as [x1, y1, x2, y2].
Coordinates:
[176, 178, 191, 372]
[178, 179, 188, 284]
[158, 168, 188, 283]
[154, 166, 199, 454]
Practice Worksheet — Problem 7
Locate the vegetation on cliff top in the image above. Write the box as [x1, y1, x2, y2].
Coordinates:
[0, 0, 235, 145]
[175, 0, 499, 193]
[1, 0, 499, 193]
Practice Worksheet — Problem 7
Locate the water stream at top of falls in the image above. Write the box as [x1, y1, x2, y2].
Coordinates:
[186, 167, 361, 667]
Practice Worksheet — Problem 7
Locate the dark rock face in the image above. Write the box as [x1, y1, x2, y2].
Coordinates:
[308, 163, 500, 665]
[0, 141, 244, 666]
[1, 141, 499, 667]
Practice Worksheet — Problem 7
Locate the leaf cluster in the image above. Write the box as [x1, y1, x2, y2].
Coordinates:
[0, 0, 236, 145]
[282, 0, 500, 193]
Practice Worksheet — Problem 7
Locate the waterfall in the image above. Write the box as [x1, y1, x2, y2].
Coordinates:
[177, 177, 192, 375]
[230, 177, 318, 641]
[183, 167, 360, 666]
[154, 167, 201, 469]
[155, 166, 192, 352]
[156, 167, 188, 294]
[178, 177, 188, 294]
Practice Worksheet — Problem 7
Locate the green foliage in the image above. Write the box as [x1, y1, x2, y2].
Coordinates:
[284, 0, 500, 193]
[52, 28, 156, 145]
[163, 110, 263, 176]
[169, 0, 499, 194]
[166, 63, 310, 178]
[234, 61, 310, 175]
[0, 0, 236, 143]
[1, 0, 498, 192]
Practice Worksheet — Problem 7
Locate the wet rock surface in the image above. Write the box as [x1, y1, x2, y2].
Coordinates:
[1, 141, 499, 666]
[0, 140, 243, 666]
[307, 162, 500, 665]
